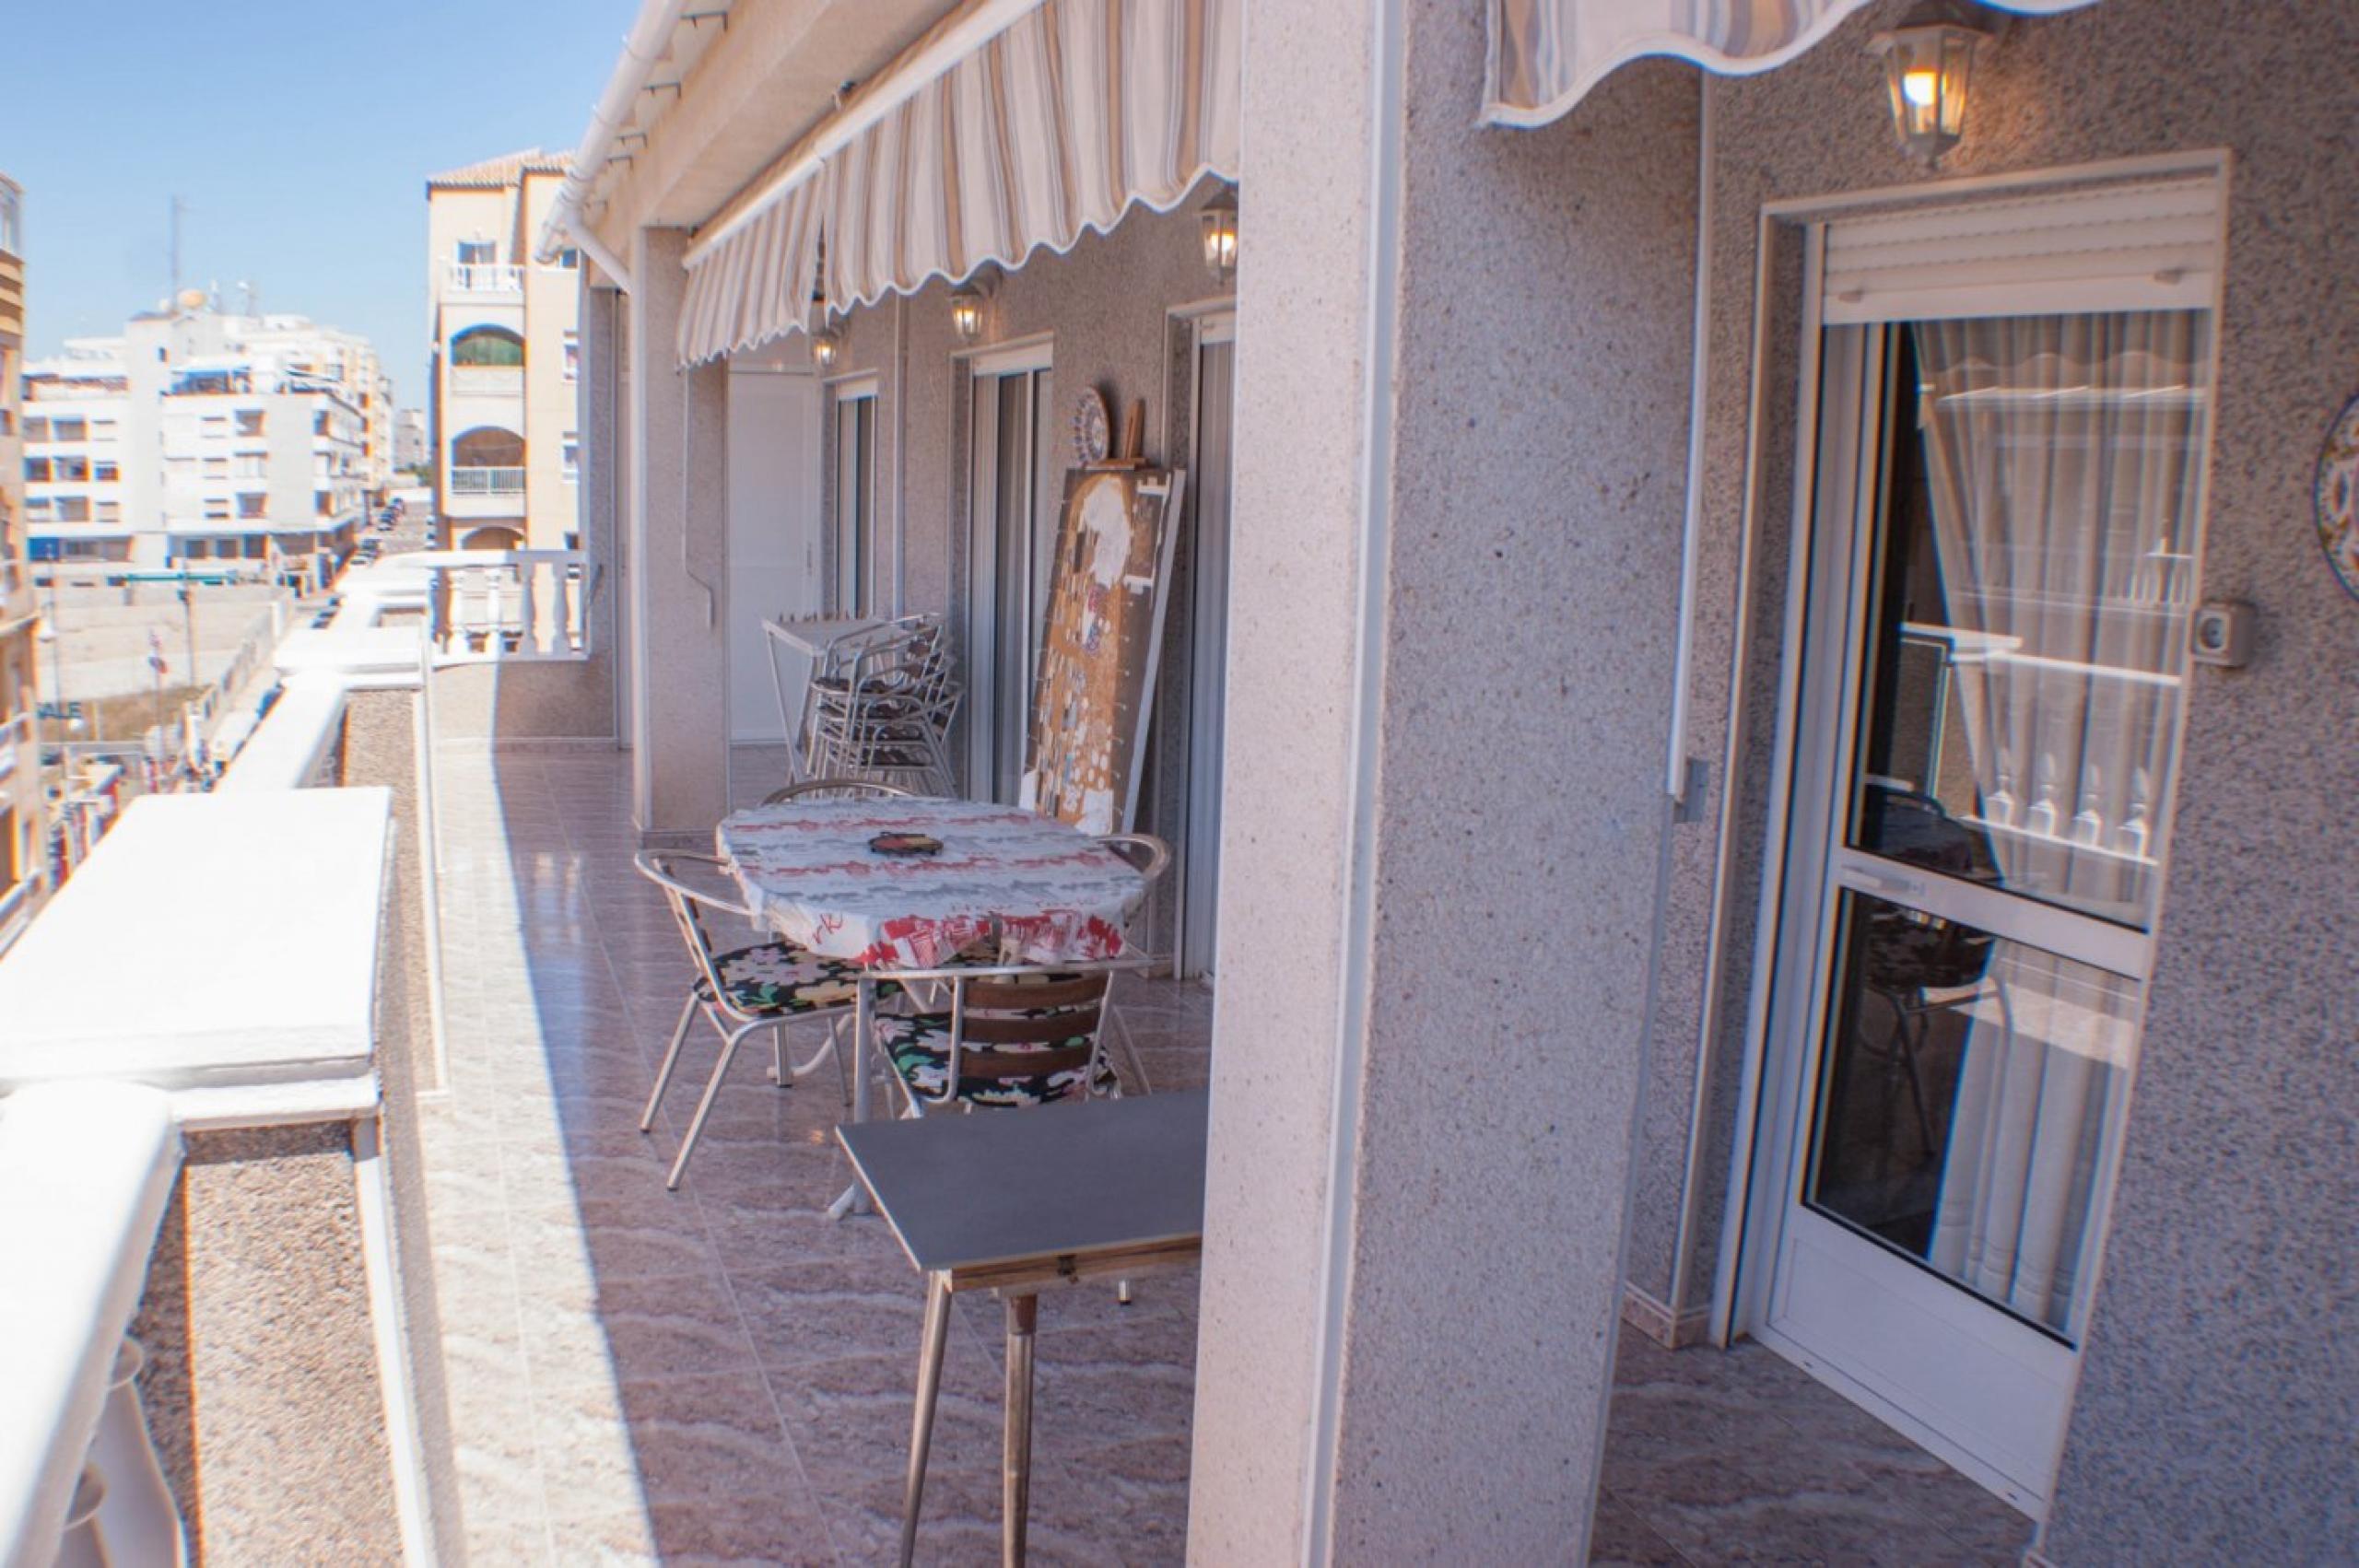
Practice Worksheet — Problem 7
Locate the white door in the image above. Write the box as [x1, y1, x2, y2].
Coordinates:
[832, 380, 881, 616]
[1743, 177, 2223, 1515]
[965, 348, 1055, 803]
[725, 362, 822, 743]
[1180, 313, 1236, 979]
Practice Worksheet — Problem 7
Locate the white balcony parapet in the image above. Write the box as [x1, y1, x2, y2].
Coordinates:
[448, 365, 524, 396]
[0, 1080, 184, 1568]
[446, 465, 525, 496]
[0, 790, 391, 1126]
[417, 548, 597, 661]
[217, 676, 361, 793]
[444, 262, 522, 295]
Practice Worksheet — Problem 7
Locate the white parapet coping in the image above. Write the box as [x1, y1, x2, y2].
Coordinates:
[0, 1081, 183, 1568]
[0, 790, 393, 1117]
[272, 625, 430, 682]
[215, 675, 354, 792]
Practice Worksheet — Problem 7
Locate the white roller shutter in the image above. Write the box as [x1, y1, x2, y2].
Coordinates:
[1822, 174, 2224, 325]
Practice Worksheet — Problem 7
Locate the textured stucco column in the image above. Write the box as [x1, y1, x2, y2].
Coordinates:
[1189, 0, 1699, 1561]
[580, 275, 625, 738]
[1183, 0, 1380, 1551]
[626, 228, 730, 836]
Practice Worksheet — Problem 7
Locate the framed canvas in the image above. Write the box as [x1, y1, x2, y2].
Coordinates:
[1019, 466, 1187, 833]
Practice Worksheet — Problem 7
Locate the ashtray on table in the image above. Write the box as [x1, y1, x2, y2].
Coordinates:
[869, 832, 944, 858]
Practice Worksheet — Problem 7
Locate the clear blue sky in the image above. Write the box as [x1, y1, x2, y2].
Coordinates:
[0, 0, 640, 409]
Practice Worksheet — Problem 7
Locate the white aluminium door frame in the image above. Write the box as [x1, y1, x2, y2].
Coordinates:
[1712, 154, 2232, 1519]
[1178, 306, 1237, 977]
[1717, 151, 2236, 1346]
[965, 344, 1055, 801]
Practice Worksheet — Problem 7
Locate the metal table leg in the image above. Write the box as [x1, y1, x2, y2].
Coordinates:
[1003, 1293, 1039, 1567]
[827, 977, 878, 1220]
[898, 1272, 953, 1568]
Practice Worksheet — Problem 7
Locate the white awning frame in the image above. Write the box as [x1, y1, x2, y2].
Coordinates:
[1482, 0, 2106, 130]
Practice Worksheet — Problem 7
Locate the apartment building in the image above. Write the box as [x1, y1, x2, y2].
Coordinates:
[21, 306, 380, 586]
[393, 406, 425, 473]
[0, 172, 44, 947]
[426, 149, 580, 550]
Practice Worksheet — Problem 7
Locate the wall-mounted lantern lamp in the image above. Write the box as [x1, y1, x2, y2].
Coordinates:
[948, 285, 986, 344]
[1200, 183, 1239, 287]
[1869, 2, 1993, 166]
[810, 319, 843, 371]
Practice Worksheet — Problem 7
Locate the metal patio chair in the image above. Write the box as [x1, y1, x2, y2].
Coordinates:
[804, 615, 962, 794]
[632, 849, 872, 1188]
[866, 952, 1158, 1118]
[1090, 832, 1172, 1094]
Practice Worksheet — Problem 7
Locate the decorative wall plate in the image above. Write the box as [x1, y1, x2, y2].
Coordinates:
[2317, 387, 2359, 603]
[1072, 389, 1111, 467]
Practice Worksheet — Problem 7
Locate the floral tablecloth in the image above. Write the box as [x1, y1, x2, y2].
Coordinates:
[715, 797, 1144, 969]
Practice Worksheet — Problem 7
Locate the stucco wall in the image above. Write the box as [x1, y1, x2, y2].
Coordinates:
[342, 685, 464, 1560]
[133, 1124, 402, 1565]
[1191, 0, 1702, 1552]
[1331, 25, 1702, 1561]
[1628, 0, 2359, 1558]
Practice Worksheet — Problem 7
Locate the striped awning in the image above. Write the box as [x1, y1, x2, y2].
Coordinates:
[1484, 1, 2104, 128]
[677, 168, 827, 368]
[826, 0, 1240, 313]
[674, 0, 1239, 366]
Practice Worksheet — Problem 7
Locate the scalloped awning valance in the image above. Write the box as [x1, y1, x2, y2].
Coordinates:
[676, 172, 828, 369]
[1482, 0, 2104, 129]
[676, 0, 1239, 367]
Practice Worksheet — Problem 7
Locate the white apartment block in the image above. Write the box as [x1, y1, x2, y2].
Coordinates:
[0, 170, 43, 946]
[21, 305, 385, 584]
[427, 149, 580, 550]
[393, 406, 425, 473]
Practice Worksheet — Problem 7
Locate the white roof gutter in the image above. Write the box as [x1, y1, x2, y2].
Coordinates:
[534, 0, 696, 285]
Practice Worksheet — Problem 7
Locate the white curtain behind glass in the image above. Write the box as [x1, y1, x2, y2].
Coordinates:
[1915, 310, 2207, 929]
[1909, 310, 2208, 1339]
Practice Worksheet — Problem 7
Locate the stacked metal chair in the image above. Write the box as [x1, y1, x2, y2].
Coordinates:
[802, 614, 962, 795]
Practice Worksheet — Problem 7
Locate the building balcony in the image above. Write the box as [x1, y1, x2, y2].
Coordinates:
[445, 262, 523, 297]
[0, 594, 2028, 1565]
[448, 364, 524, 397]
[447, 465, 525, 497]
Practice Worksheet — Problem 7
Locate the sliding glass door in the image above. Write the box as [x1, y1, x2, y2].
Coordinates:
[1180, 312, 1236, 978]
[832, 381, 878, 617]
[966, 350, 1055, 802]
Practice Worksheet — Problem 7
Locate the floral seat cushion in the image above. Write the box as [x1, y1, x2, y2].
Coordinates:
[710, 942, 864, 1015]
[874, 1013, 1102, 1107]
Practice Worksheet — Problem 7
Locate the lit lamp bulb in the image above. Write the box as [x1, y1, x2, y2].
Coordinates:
[1199, 183, 1239, 287]
[1870, 3, 1991, 166]
[948, 286, 985, 344]
[810, 322, 843, 371]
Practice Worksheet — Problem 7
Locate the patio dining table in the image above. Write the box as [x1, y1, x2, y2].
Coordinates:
[714, 795, 1149, 1209]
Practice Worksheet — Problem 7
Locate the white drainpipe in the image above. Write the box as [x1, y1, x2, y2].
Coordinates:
[533, 0, 694, 284]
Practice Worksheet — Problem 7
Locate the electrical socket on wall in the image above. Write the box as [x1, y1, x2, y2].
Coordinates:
[2189, 600, 2254, 668]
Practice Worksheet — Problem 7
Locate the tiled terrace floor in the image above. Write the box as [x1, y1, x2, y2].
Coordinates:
[414, 744, 2031, 1565]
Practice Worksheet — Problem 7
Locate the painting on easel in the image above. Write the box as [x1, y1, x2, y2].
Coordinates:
[1019, 463, 1186, 835]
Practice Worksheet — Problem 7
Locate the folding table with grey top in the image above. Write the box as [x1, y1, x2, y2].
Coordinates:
[835, 1088, 1209, 1568]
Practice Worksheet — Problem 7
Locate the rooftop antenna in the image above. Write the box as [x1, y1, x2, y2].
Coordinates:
[168, 195, 186, 300]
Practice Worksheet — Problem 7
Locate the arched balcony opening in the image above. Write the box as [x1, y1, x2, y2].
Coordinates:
[449, 326, 526, 395]
[448, 426, 525, 497]
[450, 326, 525, 367]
